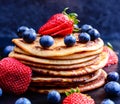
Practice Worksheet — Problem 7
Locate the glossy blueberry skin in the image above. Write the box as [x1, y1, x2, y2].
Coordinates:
[15, 97, 31, 104]
[64, 35, 76, 47]
[40, 35, 54, 48]
[17, 26, 29, 38]
[107, 72, 119, 81]
[78, 32, 90, 43]
[22, 28, 37, 43]
[101, 99, 115, 104]
[88, 28, 100, 41]
[3, 45, 14, 57]
[104, 81, 120, 96]
[0, 88, 2, 96]
[47, 90, 61, 104]
[81, 24, 93, 32]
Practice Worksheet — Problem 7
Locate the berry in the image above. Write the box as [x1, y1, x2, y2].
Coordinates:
[107, 72, 119, 81]
[81, 24, 93, 32]
[38, 8, 79, 36]
[88, 28, 100, 41]
[0, 88, 2, 96]
[62, 88, 95, 104]
[47, 90, 61, 104]
[3, 45, 14, 57]
[78, 33, 90, 43]
[104, 81, 120, 96]
[0, 57, 32, 94]
[39, 35, 54, 48]
[64, 34, 76, 47]
[103, 46, 118, 66]
[101, 99, 115, 104]
[17, 26, 29, 38]
[23, 28, 37, 43]
[15, 97, 31, 104]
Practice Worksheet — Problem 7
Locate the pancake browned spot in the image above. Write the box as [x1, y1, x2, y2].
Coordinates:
[28, 69, 107, 93]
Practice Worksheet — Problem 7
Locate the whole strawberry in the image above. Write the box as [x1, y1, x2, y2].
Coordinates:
[0, 57, 32, 95]
[62, 88, 95, 104]
[103, 45, 118, 66]
[38, 8, 79, 36]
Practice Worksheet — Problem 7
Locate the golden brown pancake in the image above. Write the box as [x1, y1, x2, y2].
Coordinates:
[11, 33, 104, 57]
[14, 46, 103, 60]
[9, 51, 99, 65]
[20, 56, 99, 70]
[30, 52, 108, 77]
[28, 69, 107, 93]
[30, 69, 102, 87]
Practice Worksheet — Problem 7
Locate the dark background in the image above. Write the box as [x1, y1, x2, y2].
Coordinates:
[0, 0, 120, 104]
[0, 0, 120, 48]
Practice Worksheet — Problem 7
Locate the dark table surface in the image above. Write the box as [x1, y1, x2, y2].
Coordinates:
[0, 0, 120, 104]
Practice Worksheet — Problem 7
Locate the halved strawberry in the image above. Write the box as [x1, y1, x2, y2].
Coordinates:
[103, 46, 118, 66]
[62, 88, 95, 104]
[38, 8, 79, 37]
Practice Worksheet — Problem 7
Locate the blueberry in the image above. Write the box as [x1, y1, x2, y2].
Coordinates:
[78, 33, 90, 43]
[23, 28, 37, 43]
[40, 35, 54, 48]
[47, 90, 61, 104]
[101, 99, 115, 104]
[88, 28, 100, 41]
[104, 81, 120, 96]
[17, 26, 29, 38]
[0, 88, 3, 96]
[81, 24, 93, 32]
[15, 97, 31, 104]
[107, 72, 119, 81]
[64, 35, 76, 47]
[3, 45, 14, 57]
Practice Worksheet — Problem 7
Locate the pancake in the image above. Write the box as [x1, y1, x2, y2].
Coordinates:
[14, 46, 103, 60]
[28, 69, 107, 93]
[20, 56, 98, 70]
[30, 69, 102, 87]
[30, 52, 108, 77]
[9, 51, 98, 65]
[12, 33, 104, 57]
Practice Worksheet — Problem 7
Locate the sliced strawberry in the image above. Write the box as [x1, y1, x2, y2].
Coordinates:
[103, 46, 118, 66]
[38, 8, 79, 37]
[51, 27, 73, 36]
[39, 20, 73, 35]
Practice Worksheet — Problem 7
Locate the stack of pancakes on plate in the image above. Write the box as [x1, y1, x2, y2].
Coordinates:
[9, 33, 108, 93]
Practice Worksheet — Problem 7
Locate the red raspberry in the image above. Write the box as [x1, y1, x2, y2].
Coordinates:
[0, 57, 32, 95]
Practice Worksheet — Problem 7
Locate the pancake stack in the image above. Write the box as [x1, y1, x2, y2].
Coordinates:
[9, 33, 108, 93]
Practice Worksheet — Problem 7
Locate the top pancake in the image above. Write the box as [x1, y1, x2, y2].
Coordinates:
[12, 34, 104, 57]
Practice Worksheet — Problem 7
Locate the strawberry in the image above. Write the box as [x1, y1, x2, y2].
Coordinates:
[103, 45, 118, 66]
[62, 88, 95, 104]
[0, 57, 32, 95]
[38, 8, 79, 36]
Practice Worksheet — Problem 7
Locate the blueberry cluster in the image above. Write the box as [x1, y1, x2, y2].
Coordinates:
[101, 71, 120, 104]
[17, 26, 37, 43]
[80, 24, 100, 42]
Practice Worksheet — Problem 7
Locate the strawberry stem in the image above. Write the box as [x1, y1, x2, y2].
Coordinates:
[65, 88, 80, 96]
[62, 7, 80, 25]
